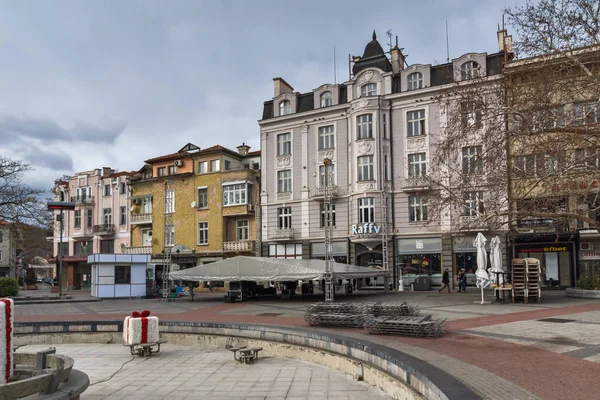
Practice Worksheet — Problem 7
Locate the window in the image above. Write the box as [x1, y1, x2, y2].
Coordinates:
[462, 146, 483, 175]
[165, 224, 174, 246]
[168, 165, 176, 175]
[407, 109, 426, 136]
[320, 91, 332, 107]
[278, 207, 292, 228]
[382, 113, 387, 139]
[223, 184, 248, 206]
[143, 171, 152, 179]
[461, 102, 482, 128]
[197, 187, 208, 208]
[120, 182, 126, 193]
[408, 153, 427, 178]
[269, 243, 302, 259]
[575, 148, 600, 168]
[0, 250, 2, 261]
[120, 206, 127, 225]
[357, 114, 373, 139]
[361, 83, 377, 97]
[319, 164, 335, 187]
[407, 72, 423, 90]
[100, 240, 114, 254]
[103, 208, 112, 225]
[318, 125, 335, 149]
[514, 155, 546, 177]
[409, 196, 428, 222]
[210, 159, 220, 172]
[320, 203, 336, 227]
[357, 156, 374, 181]
[58, 242, 69, 255]
[142, 197, 152, 214]
[461, 61, 479, 80]
[157, 167, 166, 177]
[87, 210, 93, 228]
[0, 231, 2, 242]
[280, 100, 291, 115]
[224, 160, 231, 170]
[277, 170, 292, 193]
[384, 155, 389, 181]
[74, 241, 92, 255]
[115, 266, 130, 284]
[74, 210, 81, 228]
[358, 198, 375, 223]
[198, 161, 208, 174]
[277, 133, 291, 155]
[574, 102, 600, 125]
[104, 183, 111, 196]
[78, 177, 86, 186]
[197, 222, 208, 245]
[236, 220, 249, 241]
[463, 191, 484, 217]
[165, 189, 175, 213]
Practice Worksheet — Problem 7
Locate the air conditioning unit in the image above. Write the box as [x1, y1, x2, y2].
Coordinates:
[132, 198, 141, 205]
[148, 231, 153, 237]
[174, 159, 183, 167]
[580, 242, 594, 251]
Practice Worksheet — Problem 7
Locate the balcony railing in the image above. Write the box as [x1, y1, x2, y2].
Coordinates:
[93, 224, 115, 235]
[223, 241, 255, 253]
[70, 195, 95, 205]
[131, 213, 153, 224]
[122, 246, 153, 255]
[311, 185, 339, 197]
[270, 228, 295, 240]
[400, 176, 431, 191]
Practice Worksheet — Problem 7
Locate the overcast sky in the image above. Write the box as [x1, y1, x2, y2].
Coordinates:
[0, 0, 524, 193]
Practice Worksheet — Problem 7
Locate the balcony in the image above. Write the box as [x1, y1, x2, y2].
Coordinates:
[400, 176, 431, 191]
[93, 224, 115, 235]
[222, 204, 256, 216]
[270, 228, 295, 240]
[122, 246, 153, 255]
[131, 213, 153, 225]
[223, 241, 255, 253]
[311, 185, 339, 197]
[70, 195, 94, 205]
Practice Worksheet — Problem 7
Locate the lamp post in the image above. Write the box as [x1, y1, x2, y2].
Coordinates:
[47, 201, 75, 297]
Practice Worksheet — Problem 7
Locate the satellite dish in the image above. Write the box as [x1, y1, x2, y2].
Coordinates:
[148, 231, 153, 237]
[190, 201, 196, 208]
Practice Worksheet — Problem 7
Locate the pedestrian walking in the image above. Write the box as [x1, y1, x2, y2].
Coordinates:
[457, 269, 467, 293]
[438, 268, 451, 293]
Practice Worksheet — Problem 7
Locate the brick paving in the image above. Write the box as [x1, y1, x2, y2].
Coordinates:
[13, 289, 600, 399]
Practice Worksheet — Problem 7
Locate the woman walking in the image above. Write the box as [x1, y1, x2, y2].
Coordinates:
[438, 268, 451, 293]
[457, 269, 467, 293]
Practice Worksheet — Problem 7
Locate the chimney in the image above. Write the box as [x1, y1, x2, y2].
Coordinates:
[237, 143, 251, 155]
[273, 77, 294, 97]
[497, 28, 513, 53]
[390, 46, 406, 74]
[101, 167, 112, 178]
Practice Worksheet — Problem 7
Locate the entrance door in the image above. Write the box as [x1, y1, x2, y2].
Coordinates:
[142, 229, 152, 247]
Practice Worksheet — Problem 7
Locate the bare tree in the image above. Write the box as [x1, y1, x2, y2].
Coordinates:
[0, 156, 47, 224]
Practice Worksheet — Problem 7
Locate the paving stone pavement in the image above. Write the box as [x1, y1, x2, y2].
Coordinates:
[19, 344, 390, 400]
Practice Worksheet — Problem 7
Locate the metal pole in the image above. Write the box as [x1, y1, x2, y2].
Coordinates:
[324, 158, 334, 303]
[59, 209, 63, 297]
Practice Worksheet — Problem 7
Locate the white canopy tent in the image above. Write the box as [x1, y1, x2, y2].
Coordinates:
[169, 256, 388, 282]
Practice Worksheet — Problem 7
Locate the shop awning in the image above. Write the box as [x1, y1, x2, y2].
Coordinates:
[169, 256, 388, 282]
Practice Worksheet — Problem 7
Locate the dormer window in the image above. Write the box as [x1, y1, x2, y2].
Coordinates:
[407, 72, 423, 91]
[361, 83, 377, 97]
[461, 61, 479, 80]
[320, 91, 333, 107]
[279, 100, 292, 116]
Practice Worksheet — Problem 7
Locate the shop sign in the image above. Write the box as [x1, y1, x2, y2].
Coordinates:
[519, 246, 568, 253]
[351, 223, 381, 235]
[553, 180, 599, 192]
[416, 240, 424, 249]
[580, 252, 600, 260]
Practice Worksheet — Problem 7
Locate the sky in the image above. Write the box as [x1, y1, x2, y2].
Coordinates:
[0, 0, 525, 193]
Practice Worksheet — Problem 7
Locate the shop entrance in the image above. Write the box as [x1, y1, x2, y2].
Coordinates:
[515, 244, 574, 288]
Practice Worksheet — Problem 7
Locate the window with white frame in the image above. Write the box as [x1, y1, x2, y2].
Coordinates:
[318, 125, 335, 149]
[277, 133, 291, 155]
[277, 207, 292, 228]
[223, 183, 248, 206]
[197, 222, 208, 245]
[460, 61, 479, 80]
[142, 196, 152, 214]
[236, 220, 249, 241]
[463, 191, 484, 217]
[119, 182, 126, 193]
[357, 114, 373, 139]
[319, 164, 335, 187]
[407, 109, 426, 136]
[269, 243, 302, 259]
[103, 208, 112, 225]
[573, 102, 600, 125]
[408, 153, 427, 178]
[280, 100, 292, 115]
[407, 72, 423, 90]
[120, 206, 127, 225]
[86, 209, 93, 228]
[198, 161, 208, 174]
[357, 155, 374, 181]
[165, 189, 175, 213]
[157, 167, 166, 177]
[462, 146, 483, 175]
[197, 187, 208, 208]
[165, 224, 174, 246]
[358, 197, 375, 223]
[277, 170, 292, 193]
[384, 155, 389, 180]
[320, 203, 336, 227]
[320, 91, 332, 107]
[575, 148, 600, 168]
[361, 83, 377, 97]
[210, 159, 220, 172]
[103, 183, 111, 196]
[382, 113, 387, 138]
[74, 210, 81, 228]
[408, 196, 428, 222]
[461, 102, 483, 128]
[224, 160, 231, 170]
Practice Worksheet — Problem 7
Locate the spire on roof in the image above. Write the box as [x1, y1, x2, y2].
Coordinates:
[372, 30, 376, 41]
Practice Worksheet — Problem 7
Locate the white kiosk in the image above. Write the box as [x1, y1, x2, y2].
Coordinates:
[88, 254, 150, 298]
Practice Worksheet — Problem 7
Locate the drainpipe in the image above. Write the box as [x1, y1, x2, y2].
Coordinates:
[388, 101, 397, 289]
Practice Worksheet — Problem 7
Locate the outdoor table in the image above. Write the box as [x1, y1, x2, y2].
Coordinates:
[227, 346, 263, 364]
[493, 287, 512, 302]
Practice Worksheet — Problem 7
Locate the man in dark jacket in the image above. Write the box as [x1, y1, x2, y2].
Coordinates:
[438, 268, 451, 294]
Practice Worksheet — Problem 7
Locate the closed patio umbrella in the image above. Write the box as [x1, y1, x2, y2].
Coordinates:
[489, 236, 504, 286]
[474, 232, 490, 304]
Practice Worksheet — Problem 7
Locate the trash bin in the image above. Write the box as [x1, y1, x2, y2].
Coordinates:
[413, 276, 431, 291]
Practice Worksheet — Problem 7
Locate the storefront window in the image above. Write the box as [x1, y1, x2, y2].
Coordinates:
[455, 252, 477, 274]
[516, 243, 573, 287]
[399, 254, 441, 275]
[311, 242, 347, 264]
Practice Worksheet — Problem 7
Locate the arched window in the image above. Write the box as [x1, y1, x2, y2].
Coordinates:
[279, 100, 291, 116]
[461, 61, 479, 80]
[407, 72, 423, 91]
[360, 83, 377, 97]
[320, 91, 333, 107]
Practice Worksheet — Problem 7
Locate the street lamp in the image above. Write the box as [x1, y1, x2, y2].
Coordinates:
[47, 201, 75, 297]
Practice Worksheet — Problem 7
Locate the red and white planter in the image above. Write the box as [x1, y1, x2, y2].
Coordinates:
[123, 310, 159, 345]
[0, 298, 14, 384]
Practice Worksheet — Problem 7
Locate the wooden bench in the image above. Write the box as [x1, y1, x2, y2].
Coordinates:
[124, 339, 168, 357]
[227, 346, 263, 364]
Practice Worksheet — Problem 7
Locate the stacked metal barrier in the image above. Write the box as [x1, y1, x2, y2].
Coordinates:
[363, 315, 448, 337]
[304, 302, 368, 328]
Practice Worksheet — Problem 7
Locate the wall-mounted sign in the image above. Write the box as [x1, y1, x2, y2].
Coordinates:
[553, 180, 599, 192]
[416, 240, 424, 249]
[519, 246, 568, 253]
[351, 223, 381, 235]
[580, 252, 600, 260]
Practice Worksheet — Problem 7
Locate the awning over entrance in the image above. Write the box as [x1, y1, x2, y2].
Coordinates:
[169, 256, 388, 282]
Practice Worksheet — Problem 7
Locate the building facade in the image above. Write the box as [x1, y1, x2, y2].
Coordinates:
[259, 31, 509, 288]
[51, 167, 132, 290]
[0, 220, 17, 277]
